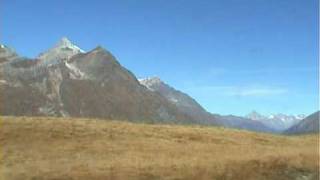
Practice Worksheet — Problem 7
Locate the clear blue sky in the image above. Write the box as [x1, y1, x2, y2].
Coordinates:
[1, 0, 318, 116]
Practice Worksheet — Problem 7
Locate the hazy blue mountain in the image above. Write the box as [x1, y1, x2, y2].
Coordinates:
[246, 111, 304, 131]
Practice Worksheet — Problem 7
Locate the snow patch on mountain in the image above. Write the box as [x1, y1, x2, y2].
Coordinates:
[65, 62, 87, 79]
[55, 37, 84, 53]
[138, 76, 162, 91]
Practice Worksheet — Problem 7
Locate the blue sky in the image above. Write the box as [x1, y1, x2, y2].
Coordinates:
[1, 0, 318, 116]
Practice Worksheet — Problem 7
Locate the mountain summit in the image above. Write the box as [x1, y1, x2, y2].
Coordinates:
[37, 37, 85, 65]
[54, 37, 84, 52]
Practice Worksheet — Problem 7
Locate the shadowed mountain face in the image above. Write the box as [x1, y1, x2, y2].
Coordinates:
[284, 111, 319, 134]
[0, 38, 273, 132]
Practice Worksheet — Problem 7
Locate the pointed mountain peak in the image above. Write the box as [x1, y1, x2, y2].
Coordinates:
[54, 37, 84, 53]
[56, 37, 73, 46]
[37, 37, 85, 65]
[92, 45, 106, 52]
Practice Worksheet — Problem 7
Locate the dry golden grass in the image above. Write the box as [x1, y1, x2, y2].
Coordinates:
[0, 116, 319, 180]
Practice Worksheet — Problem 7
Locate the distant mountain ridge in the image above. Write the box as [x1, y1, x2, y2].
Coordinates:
[246, 111, 305, 131]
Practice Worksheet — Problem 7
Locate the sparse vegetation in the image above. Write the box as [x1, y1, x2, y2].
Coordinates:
[0, 116, 319, 180]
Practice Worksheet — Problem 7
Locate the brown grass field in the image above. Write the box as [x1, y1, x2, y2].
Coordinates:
[0, 116, 319, 180]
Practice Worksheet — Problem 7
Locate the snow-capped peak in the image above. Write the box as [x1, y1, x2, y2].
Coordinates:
[37, 37, 85, 65]
[54, 37, 84, 53]
[246, 111, 306, 131]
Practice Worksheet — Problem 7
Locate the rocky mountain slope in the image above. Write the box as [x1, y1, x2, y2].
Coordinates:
[139, 77, 274, 132]
[284, 111, 319, 134]
[139, 77, 214, 124]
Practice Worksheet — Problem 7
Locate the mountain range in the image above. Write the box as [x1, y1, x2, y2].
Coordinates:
[0, 38, 193, 124]
[246, 111, 305, 131]
[0, 38, 316, 134]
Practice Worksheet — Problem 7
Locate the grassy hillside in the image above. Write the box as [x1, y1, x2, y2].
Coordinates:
[0, 116, 319, 180]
